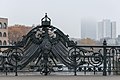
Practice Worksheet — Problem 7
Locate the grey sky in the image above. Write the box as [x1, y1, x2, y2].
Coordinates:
[0, 0, 120, 38]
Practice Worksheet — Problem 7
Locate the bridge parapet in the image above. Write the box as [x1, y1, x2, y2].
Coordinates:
[0, 14, 119, 76]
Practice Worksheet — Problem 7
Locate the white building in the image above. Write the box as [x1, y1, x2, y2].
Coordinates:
[0, 18, 8, 51]
[111, 22, 116, 38]
[97, 19, 116, 40]
[0, 18, 8, 45]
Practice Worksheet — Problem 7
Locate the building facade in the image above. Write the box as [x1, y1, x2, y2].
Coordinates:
[0, 18, 8, 46]
[97, 19, 116, 40]
[111, 22, 116, 38]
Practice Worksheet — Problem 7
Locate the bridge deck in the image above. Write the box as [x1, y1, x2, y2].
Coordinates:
[0, 75, 119, 80]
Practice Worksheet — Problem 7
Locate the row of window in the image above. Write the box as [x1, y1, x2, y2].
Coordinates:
[0, 22, 7, 29]
[0, 40, 7, 45]
[0, 32, 7, 37]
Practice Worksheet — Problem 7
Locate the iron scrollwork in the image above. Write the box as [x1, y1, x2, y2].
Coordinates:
[7, 48, 24, 67]
[68, 47, 85, 67]
[88, 51, 103, 67]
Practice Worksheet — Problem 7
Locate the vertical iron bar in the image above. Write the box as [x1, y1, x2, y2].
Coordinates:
[74, 47, 77, 76]
[15, 47, 18, 76]
[5, 60, 7, 76]
[94, 67, 96, 75]
[4, 57, 8, 76]
[115, 49, 118, 75]
[108, 53, 111, 75]
[44, 52, 48, 76]
[84, 67, 86, 75]
[15, 59, 18, 76]
[103, 40, 107, 76]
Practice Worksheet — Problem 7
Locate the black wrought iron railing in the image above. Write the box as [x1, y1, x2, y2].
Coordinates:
[0, 14, 119, 76]
[0, 40, 120, 76]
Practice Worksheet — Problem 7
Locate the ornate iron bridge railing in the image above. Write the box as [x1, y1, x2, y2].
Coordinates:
[0, 14, 119, 76]
[0, 40, 120, 76]
[68, 41, 120, 76]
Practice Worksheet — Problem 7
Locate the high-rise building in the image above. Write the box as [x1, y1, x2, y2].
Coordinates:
[97, 22, 104, 40]
[111, 22, 116, 38]
[81, 19, 97, 40]
[0, 18, 8, 46]
[97, 19, 116, 40]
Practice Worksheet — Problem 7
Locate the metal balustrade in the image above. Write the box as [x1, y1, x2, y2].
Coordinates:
[0, 14, 119, 76]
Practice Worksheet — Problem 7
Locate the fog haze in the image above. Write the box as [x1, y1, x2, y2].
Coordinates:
[0, 0, 120, 38]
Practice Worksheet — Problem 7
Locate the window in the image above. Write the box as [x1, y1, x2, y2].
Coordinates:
[0, 22, 2, 29]
[3, 40, 7, 45]
[3, 23, 7, 29]
[0, 40, 2, 45]
[3, 32, 7, 37]
[0, 32, 2, 37]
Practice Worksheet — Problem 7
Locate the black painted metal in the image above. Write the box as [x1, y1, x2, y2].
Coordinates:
[0, 14, 120, 76]
[103, 40, 107, 76]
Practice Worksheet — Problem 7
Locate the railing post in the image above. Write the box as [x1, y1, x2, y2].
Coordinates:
[103, 40, 107, 76]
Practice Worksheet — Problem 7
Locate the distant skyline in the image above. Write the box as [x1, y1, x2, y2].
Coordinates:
[0, 0, 120, 38]
[97, 19, 116, 40]
[81, 18, 97, 40]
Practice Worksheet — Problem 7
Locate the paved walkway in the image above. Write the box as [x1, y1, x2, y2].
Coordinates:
[0, 72, 119, 80]
[0, 75, 120, 80]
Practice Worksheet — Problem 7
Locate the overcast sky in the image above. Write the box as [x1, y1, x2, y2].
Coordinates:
[0, 0, 120, 38]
